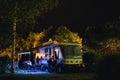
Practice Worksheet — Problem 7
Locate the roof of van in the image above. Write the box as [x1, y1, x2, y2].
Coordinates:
[40, 40, 80, 47]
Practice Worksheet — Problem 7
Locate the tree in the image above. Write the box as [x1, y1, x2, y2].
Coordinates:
[0, 0, 59, 21]
[0, 0, 59, 73]
[53, 26, 82, 48]
[99, 38, 120, 48]
[26, 31, 45, 49]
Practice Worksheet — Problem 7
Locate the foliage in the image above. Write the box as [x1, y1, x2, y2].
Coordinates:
[82, 51, 101, 72]
[0, 0, 59, 59]
[95, 54, 120, 80]
[104, 21, 120, 38]
[15, 30, 47, 54]
[26, 31, 45, 49]
[99, 38, 120, 48]
[0, 0, 59, 51]
[21, 27, 52, 51]
[0, 31, 46, 58]
[53, 26, 83, 48]
[98, 38, 120, 55]
[0, 0, 59, 22]
[0, 26, 12, 49]
[0, 55, 10, 74]
[0, 46, 12, 58]
[83, 20, 120, 52]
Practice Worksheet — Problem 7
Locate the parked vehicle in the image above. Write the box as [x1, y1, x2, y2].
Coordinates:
[33, 41, 83, 73]
[18, 41, 83, 73]
[18, 52, 31, 69]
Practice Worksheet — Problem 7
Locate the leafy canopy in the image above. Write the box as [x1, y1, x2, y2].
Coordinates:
[53, 26, 83, 48]
[0, 0, 59, 22]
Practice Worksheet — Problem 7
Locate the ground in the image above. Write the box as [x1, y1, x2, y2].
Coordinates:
[0, 70, 94, 80]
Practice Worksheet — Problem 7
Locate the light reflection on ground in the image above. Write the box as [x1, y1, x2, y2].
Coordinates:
[6, 69, 51, 74]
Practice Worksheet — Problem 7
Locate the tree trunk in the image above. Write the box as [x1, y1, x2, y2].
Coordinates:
[11, 18, 16, 74]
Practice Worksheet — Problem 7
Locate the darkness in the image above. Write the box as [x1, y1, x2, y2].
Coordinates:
[38, 0, 120, 32]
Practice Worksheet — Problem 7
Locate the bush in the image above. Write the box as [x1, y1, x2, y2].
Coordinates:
[82, 52, 101, 72]
[0, 55, 10, 74]
[95, 54, 120, 80]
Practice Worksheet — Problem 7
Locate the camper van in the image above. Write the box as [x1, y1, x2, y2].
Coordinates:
[18, 41, 83, 73]
[34, 41, 83, 73]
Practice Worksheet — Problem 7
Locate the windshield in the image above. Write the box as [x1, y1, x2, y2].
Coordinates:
[60, 45, 82, 58]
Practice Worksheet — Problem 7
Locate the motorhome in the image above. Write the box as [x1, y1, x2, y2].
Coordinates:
[33, 41, 83, 73]
[18, 41, 83, 73]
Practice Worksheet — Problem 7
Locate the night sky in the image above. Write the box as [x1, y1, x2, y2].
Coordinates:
[38, 0, 120, 32]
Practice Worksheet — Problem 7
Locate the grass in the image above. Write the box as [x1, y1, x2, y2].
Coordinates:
[0, 72, 94, 80]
